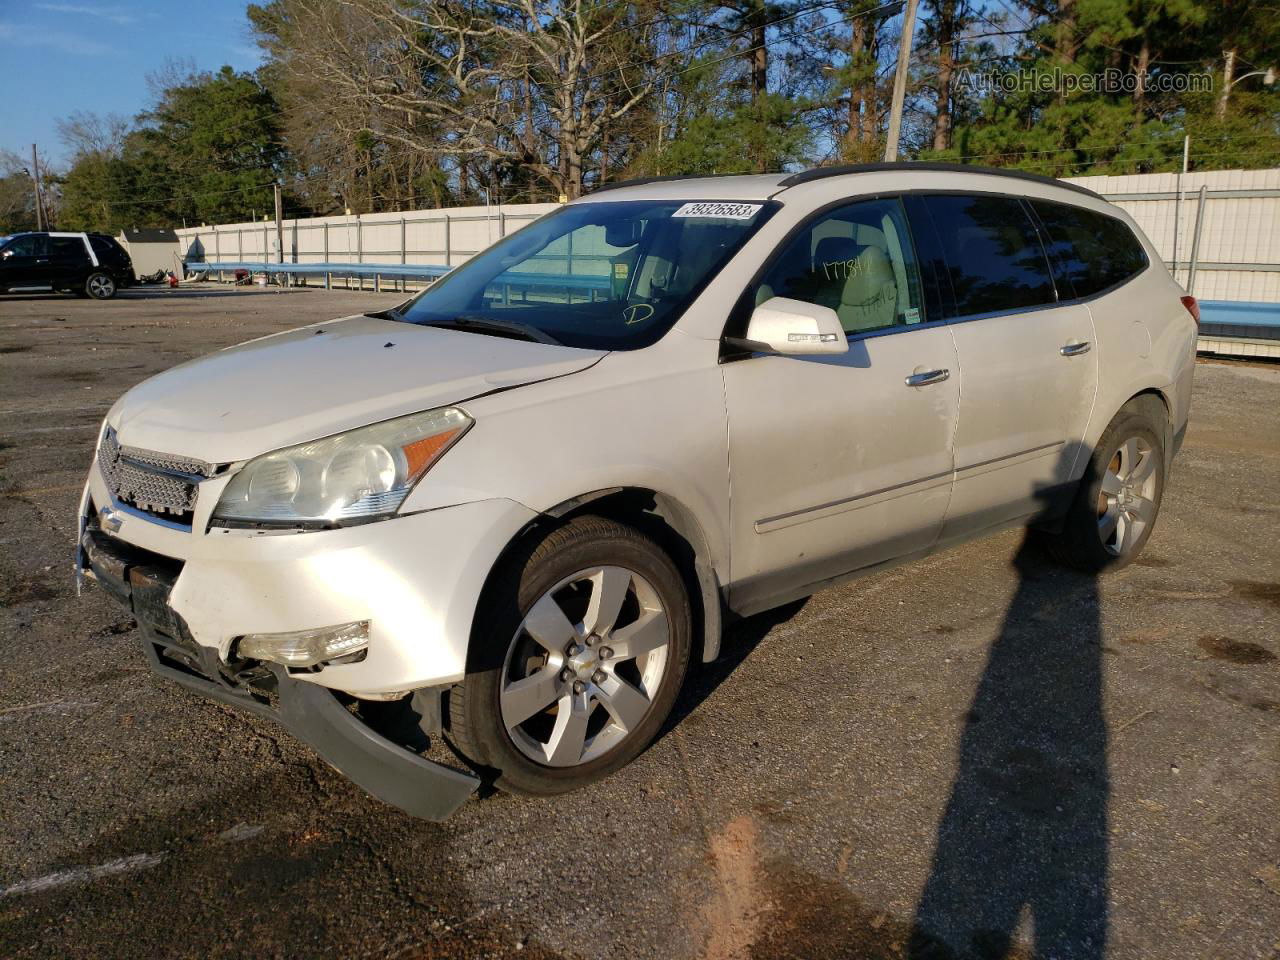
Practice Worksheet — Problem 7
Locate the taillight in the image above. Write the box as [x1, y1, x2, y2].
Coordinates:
[1180, 295, 1200, 327]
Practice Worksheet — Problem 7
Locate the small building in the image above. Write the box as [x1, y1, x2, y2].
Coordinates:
[116, 228, 180, 278]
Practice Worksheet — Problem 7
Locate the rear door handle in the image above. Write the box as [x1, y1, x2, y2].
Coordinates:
[1060, 341, 1091, 356]
[905, 368, 950, 387]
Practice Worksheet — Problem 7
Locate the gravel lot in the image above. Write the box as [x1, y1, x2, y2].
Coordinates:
[1, 285, 1277, 959]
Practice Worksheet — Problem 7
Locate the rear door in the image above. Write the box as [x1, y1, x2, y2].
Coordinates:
[0, 234, 51, 290]
[48, 235, 94, 288]
[722, 196, 960, 613]
[914, 193, 1098, 541]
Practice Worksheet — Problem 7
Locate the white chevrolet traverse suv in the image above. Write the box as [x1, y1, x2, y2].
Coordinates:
[79, 163, 1197, 819]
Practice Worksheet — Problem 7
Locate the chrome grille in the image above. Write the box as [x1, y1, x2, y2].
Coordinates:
[97, 427, 214, 523]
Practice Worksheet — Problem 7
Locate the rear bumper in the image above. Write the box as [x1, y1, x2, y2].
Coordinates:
[81, 527, 480, 821]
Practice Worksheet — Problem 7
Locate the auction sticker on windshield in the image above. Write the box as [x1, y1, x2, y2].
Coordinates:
[671, 202, 763, 220]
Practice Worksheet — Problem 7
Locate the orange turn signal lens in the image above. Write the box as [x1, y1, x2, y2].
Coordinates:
[401, 426, 468, 481]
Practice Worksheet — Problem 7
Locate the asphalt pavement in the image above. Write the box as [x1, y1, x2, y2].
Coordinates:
[1, 285, 1277, 959]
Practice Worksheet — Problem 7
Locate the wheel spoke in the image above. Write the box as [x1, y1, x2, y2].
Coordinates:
[608, 609, 668, 662]
[522, 593, 578, 654]
[1100, 471, 1123, 497]
[1118, 438, 1141, 479]
[595, 673, 651, 732]
[1099, 508, 1119, 544]
[545, 693, 591, 766]
[501, 667, 562, 728]
[1130, 449, 1157, 485]
[1116, 513, 1136, 554]
[1130, 495, 1157, 524]
[585, 566, 631, 636]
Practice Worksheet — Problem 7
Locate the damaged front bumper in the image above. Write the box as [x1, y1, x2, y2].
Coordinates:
[79, 526, 480, 821]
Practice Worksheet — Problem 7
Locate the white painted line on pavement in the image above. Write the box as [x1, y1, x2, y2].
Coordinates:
[0, 854, 165, 898]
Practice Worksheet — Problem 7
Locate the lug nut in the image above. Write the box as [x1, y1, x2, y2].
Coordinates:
[568, 644, 581, 656]
[560, 667, 573, 682]
[585, 634, 597, 647]
[573, 680, 586, 694]
[599, 646, 613, 659]
[592, 670, 606, 684]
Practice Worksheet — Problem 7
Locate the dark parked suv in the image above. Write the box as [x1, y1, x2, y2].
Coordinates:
[0, 231, 134, 300]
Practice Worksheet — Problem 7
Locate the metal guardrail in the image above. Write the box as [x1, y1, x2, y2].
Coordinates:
[185, 260, 613, 294]
[1197, 299, 1280, 359]
[186, 259, 450, 289]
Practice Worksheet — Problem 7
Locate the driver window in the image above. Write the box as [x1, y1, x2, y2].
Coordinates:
[753, 197, 925, 334]
[3, 235, 46, 258]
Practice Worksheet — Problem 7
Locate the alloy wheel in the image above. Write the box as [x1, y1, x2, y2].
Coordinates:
[1097, 436, 1158, 556]
[89, 275, 115, 298]
[499, 565, 670, 767]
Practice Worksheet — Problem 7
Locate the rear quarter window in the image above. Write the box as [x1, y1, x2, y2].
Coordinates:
[90, 236, 125, 260]
[1030, 201, 1148, 298]
[921, 194, 1057, 317]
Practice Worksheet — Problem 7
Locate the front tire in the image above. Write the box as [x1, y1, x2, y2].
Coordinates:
[1043, 402, 1166, 573]
[85, 272, 117, 300]
[447, 516, 692, 796]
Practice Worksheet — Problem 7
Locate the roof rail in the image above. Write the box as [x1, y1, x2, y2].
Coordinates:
[589, 172, 762, 194]
[776, 161, 1102, 199]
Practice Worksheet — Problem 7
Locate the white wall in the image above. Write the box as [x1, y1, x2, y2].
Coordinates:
[175, 168, 1280, 304]
[175, 202, 560, 270]
[120, 240, 181, 277]
[1066, 168, 1280, 303]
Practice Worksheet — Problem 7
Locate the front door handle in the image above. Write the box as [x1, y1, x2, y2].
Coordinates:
[1060, 341, 1092, 356]
[905, 368, 950, 387]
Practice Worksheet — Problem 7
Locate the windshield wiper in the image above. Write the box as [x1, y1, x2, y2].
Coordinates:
[420, 314, 562, 346]
[365, 306, 404, 322]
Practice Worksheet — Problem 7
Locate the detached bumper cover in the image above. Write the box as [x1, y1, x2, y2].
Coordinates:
[80, 527, 479, 821]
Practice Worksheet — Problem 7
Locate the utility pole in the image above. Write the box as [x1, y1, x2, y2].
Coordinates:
[30, 144, 47, 231]
[273, 183, 284, 264]
[883, 0, 919, 162]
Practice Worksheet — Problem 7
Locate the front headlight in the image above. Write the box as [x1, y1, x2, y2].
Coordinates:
[212, 406, 471, 526]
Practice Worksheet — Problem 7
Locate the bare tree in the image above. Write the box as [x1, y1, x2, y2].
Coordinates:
[56, 111, 130, 157]
[256, 0, 657, 200]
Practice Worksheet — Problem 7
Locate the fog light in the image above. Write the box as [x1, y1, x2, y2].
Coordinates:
[237, 621, 370, 668]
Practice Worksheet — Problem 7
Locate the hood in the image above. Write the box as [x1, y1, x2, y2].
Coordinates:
[109, 314, 604, 462]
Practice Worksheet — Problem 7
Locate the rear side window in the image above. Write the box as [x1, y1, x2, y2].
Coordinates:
[1031, 201, 1148, 298]
[90, 236, 125, 260]
[50, 236, 90, 263]
[921, 194, 1057, 317]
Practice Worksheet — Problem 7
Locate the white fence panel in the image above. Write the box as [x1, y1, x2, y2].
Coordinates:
[179, 170, 1279, 304]
[1067, 167, 1280, 302]
[177, 203, 559, 271]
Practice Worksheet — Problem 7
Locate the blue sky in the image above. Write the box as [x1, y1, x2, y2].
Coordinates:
[0, 1, 263, 167]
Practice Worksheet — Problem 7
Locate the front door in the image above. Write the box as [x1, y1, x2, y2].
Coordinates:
[0, 234, 51, 290]
[721, 197, 961, 614]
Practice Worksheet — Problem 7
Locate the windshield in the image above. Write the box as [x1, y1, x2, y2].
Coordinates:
[398, 199, 776, 350]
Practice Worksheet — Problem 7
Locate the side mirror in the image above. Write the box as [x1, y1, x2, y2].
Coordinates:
[737, 296, 848, 355]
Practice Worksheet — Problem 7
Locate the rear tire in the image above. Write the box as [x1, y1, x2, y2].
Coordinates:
[85, 272, 117, 300]
[447, 516, 692, 796]
[1042, 402, 1166, 573]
